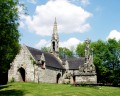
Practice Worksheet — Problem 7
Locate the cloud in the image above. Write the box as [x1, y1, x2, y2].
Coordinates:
[59, 37, 82, 48]
[106, 30, 120, 41]
[35, 39, 51, 49]
[80, 0, 90, 6]
[27, 0, 37, 4]
[71, 0, 90, 6]
[35, 37, 82, 49]
[20, 0, 92, 36]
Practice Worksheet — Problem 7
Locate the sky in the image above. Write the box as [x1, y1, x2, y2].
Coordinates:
[19, 0, 120, 49]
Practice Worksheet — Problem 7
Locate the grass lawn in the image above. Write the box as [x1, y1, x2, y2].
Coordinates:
[0, 82, 120, 96]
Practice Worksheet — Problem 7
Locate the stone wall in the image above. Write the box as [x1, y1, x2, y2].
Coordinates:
[75, 75, 97, 84]
[38, 66, 63, 83]
[8, 45, 35, 82]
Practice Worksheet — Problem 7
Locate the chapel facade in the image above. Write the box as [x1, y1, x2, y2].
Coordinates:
[8, 18, 97, 84]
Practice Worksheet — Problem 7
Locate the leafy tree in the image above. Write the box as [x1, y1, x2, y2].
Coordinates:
[41, 47, 50, 52]
[91, 40, 108, 83]
[103, 39, 120, 85]
[0, 0, 20, 84]
[76, 43, 85, 57]
[59, 47, 73, 59]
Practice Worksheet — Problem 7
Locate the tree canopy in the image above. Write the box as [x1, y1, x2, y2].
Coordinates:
[0, 0, 20, 73]
[59, 47, 73, 59]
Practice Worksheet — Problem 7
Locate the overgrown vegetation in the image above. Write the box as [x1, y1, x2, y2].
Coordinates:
[0, 82, 120, 96]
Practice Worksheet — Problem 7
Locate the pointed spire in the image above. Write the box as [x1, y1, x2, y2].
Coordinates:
[53, 17, 58, 39]
[54, 17, 57, 25]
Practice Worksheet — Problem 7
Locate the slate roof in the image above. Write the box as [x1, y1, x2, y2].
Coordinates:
[26, 46, 64, 69]
[63, 57, 85, 70]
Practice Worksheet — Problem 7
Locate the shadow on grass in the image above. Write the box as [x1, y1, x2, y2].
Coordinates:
[0, 85, 25, 96]
[0, 85, 11, 90]
[0, 89, 24, 96]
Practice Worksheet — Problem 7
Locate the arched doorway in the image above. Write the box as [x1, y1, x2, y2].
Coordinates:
[56, 73, 61, 83]
[73, 75, 76, 84]
[18, 67, 25, 82]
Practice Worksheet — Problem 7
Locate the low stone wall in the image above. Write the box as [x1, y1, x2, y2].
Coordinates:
[75, 75, 97, 84]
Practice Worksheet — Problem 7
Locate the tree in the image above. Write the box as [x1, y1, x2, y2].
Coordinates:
[41, 47, 50, 52]
[0, 0, 20, 84]
[76, 43, 85, 57]
[91, 40, 108, 83]
[59, 47, 73, 59]
[103, 39, 120, 85]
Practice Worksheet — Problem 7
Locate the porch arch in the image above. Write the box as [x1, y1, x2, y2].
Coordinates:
[18, 67, 25, 82]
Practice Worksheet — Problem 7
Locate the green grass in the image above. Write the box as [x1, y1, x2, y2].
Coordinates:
[0, 82, 120, 96]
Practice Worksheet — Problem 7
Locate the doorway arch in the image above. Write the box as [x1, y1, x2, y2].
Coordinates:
[56, 73, 61, 83]
[73, 75, 76, 84]
[18, 67, 25, 82]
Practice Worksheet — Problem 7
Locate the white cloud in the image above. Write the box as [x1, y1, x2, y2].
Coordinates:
[27, 0, 37, 4]
[59, 37, 82, 48]
[35, 37, 82, 49]
[20, 0, 92, 36]
[35, 39, 51, 48]
[106, 30, 120, 41]
[80, 0, 90, 6]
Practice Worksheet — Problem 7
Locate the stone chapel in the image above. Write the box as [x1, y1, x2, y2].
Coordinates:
[8, 18, 97, 84]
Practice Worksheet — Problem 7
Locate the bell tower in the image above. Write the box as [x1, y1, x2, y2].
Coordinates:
[51, 18, 59, 56]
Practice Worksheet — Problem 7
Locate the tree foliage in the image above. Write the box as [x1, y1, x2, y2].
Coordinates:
[76, 43, 85, 57]
[0, 0, 20, 73]
[103, 39, 120, 85]
[41, 47, 51, 53]
[76, 39, 120, 85]
[59, 47, 73, 59]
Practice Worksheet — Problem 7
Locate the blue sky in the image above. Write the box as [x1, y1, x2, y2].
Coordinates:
[19, 0, 120, 49]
